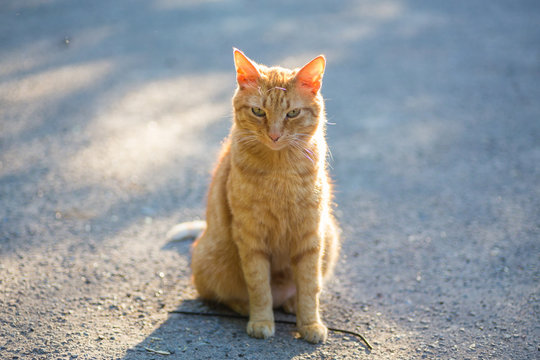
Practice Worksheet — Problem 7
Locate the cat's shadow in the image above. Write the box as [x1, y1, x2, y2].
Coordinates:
[155, 239, 372, 357]
[122, 298, 325, 359]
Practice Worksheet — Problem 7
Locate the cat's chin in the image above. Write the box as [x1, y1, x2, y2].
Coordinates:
[264, 141, 288, 151]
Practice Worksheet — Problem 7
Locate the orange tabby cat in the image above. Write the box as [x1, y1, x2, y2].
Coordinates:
[169, 49, 340, 343]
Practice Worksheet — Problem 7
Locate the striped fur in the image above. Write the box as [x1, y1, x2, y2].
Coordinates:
[187, 49, 340, 343]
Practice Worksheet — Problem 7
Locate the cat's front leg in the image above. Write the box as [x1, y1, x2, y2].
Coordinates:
[292, 238, 327, 343]
[237, 241, 275, 339]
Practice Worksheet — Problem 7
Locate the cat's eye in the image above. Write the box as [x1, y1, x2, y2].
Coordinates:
[286, 109, 301, 118]
[251, 107, 266, 117]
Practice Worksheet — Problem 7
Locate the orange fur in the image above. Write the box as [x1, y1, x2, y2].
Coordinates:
[190, 49, 340, 343]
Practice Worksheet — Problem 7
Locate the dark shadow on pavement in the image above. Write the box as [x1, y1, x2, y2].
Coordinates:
[123, 299, 324, 360]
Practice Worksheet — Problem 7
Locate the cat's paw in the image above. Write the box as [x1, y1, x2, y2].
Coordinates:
[298, 322, 328, 344]
[247, 320, 275, 339]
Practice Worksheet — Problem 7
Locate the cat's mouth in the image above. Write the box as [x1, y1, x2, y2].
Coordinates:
[264, 138, 288, 151]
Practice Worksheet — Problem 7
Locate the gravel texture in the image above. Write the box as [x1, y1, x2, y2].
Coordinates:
[1, 0, 539, 359]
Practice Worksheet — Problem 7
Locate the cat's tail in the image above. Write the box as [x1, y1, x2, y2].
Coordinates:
[166, 220, 206, 242]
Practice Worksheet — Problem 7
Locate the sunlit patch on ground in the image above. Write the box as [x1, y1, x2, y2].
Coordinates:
[0, 60, 113, 136]
[64, 73, 231, 186]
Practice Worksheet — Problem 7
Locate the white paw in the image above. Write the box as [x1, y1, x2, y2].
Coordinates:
[247, 320, 275, 339]
[299, 322, 328, 343]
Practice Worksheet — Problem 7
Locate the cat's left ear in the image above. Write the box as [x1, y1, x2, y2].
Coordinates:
[295, 55, 326, 94]
[233, 48, 261, 88]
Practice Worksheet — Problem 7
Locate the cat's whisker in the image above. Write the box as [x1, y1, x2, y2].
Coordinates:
[237, 133, 261, 149]
[292, 137, 316, 156]
[236, 130, 260, 146]
[293, 135, 314, 146]
[296, 132, 315, 136]
[290, 139, 315, 165]
[294, 136, 333, 168]
[266, 86, 287, 93]
[326, 146, 334, 163]
[303, 146, 315, 157]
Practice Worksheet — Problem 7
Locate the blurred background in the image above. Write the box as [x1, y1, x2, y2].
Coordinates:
[1, 1, 539, 359]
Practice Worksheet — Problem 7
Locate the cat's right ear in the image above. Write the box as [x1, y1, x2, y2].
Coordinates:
[233, 48, 261, 88]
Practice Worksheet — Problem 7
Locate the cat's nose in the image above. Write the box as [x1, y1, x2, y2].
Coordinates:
[269, 133, 281, 142]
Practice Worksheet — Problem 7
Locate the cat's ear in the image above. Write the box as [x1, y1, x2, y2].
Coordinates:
[295, 55, 326, 94]
[233, 48, 261, 88]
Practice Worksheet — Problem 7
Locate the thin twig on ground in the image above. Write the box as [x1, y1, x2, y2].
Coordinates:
[170, 309, 373, 351]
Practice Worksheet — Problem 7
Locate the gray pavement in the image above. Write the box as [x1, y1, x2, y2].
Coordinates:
[1, 0, 539, 359]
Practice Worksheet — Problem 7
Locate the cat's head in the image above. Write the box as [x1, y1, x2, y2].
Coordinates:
[232, 49, 325, 151]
